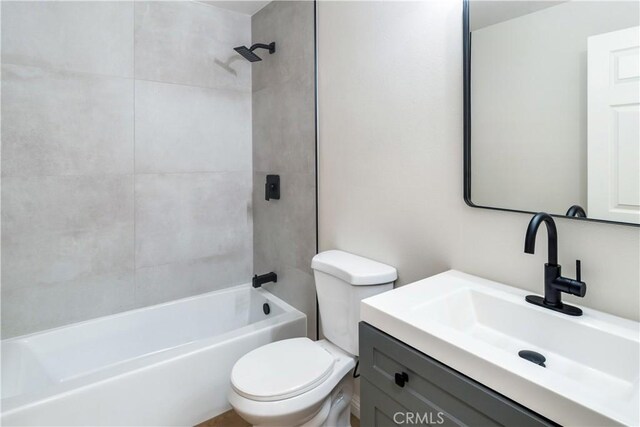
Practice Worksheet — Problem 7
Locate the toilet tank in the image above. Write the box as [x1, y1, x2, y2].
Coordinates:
[311, 250, 397, 356]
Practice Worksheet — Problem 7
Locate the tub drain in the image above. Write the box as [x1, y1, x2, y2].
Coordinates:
[518, 350, 546, 367]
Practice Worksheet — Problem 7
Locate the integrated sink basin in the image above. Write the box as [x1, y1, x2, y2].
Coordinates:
[361, 270, 640, 426]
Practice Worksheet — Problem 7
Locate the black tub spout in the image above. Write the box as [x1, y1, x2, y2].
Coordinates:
[252, 272, 277, 288]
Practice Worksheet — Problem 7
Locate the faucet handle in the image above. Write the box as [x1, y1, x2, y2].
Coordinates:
[576, 260, 581, 282]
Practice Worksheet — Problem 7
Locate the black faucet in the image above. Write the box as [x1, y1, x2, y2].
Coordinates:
[252, 272, 277, 288]
[524, 212, 586, 316]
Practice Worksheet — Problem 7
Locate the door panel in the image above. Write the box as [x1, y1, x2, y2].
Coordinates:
[588, 26, 640, 224]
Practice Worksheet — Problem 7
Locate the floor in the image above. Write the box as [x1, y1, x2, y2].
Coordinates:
[197, 410, 250, 427]
[198, 410, 360, 427]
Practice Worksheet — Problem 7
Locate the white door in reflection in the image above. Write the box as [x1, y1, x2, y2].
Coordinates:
[588, 26, 640, 224]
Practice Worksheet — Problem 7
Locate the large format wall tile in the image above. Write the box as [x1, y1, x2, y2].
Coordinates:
[0, 1, 257, 338]
[253, 171, 315, 273]
[251, 1, 314, 93]
[135, 80, 251, 173]
[253, 78, 315, 174]
[252, 2, 316, 338]
[134, 2, 251, 90]
[259, 266, 316, 339]
[253, 170, 316, 337]
[2, 175, 135, 287]
[135, 172, 252, 268]
[1, 175, 135, 337]
[135, 251, 251, 307]
[1, 1, 133, 77]
[2, 174, 133, 233]
[1, 64, 134, 177]
[2, 273, 135, 338]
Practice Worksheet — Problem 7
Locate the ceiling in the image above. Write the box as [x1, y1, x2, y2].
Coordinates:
[470, 1, 566, 31]
[201, 1, 271, 15]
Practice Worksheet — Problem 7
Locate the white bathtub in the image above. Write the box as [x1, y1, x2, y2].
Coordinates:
[1, 285, 306, 426]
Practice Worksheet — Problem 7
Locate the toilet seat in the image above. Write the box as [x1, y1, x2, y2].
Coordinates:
[231, 338, 335, 402]
[228, 340, 356, 427]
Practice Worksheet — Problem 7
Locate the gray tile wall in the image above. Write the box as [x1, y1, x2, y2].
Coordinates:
[251, 1, 317, 338]
[1, 1, 253, 337]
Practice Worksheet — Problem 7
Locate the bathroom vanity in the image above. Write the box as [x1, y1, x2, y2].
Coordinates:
[359, 271, 640, 426]
[358, 322, 555, 426]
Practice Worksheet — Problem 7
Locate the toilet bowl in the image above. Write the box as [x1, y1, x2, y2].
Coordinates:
[228, 250, 397, 426]
[228, 339, 355, 427]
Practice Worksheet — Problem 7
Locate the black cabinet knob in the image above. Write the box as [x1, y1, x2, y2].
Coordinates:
[395, 372, 409, 387]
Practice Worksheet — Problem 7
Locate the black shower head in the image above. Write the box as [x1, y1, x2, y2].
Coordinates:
[234, 42, 276, 62]
[234, 46, 262, 62]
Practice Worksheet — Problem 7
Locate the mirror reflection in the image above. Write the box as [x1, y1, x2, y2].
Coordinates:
[468, 0, 640, 224]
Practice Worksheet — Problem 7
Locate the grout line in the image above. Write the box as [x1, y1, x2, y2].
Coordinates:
[1, 62, 251, 94]
[135, 170, 252, 176]
[1, 61, 135, 82]
[1, 173, 136, 179]
[133, 76, 252, 94]
[0, 170, 252, 179]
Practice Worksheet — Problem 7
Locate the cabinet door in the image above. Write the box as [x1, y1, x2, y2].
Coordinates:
[359, 322, 557, 427]
[361, 378, 464, 427]
[361, 378, 409, 427]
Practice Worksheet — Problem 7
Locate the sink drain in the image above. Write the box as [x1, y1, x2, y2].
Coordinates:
[518, 350, 546, 367]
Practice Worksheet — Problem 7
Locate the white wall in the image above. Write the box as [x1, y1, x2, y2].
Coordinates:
[318, 0, 640, 324]
[318, 2, 640, 411]
[471, 1, 639, 214]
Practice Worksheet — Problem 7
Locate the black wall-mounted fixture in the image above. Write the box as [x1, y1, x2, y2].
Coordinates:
[234, 42, 276, 62]
[253, 272, 277, 288]
[566, 205, 587, 218]
[265, 175, 280, 201]
[523, 212, 587, 316]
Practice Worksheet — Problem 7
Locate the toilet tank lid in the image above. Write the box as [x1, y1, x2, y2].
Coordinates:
[311, 250, 397, 285]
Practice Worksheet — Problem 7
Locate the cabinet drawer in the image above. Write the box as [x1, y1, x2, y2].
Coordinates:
[359, 322, 557, 427]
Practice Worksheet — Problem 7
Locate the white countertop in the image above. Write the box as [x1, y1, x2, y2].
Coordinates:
[361, 270, 639, 426]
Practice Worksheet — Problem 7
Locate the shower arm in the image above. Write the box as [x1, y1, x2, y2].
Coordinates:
[249, 42, 276, 54]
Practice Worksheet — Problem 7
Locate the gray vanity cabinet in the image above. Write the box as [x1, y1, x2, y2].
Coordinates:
[358, 322, 558, 427]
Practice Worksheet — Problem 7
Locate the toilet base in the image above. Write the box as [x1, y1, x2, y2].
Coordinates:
[321, 375, 353, 427]
[249, 374, 354, 427]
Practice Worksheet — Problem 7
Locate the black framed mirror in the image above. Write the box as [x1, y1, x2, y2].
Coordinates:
[463, 0, 640, 226]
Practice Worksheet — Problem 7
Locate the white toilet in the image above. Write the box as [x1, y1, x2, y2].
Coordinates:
[228, 250, 397, 427]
